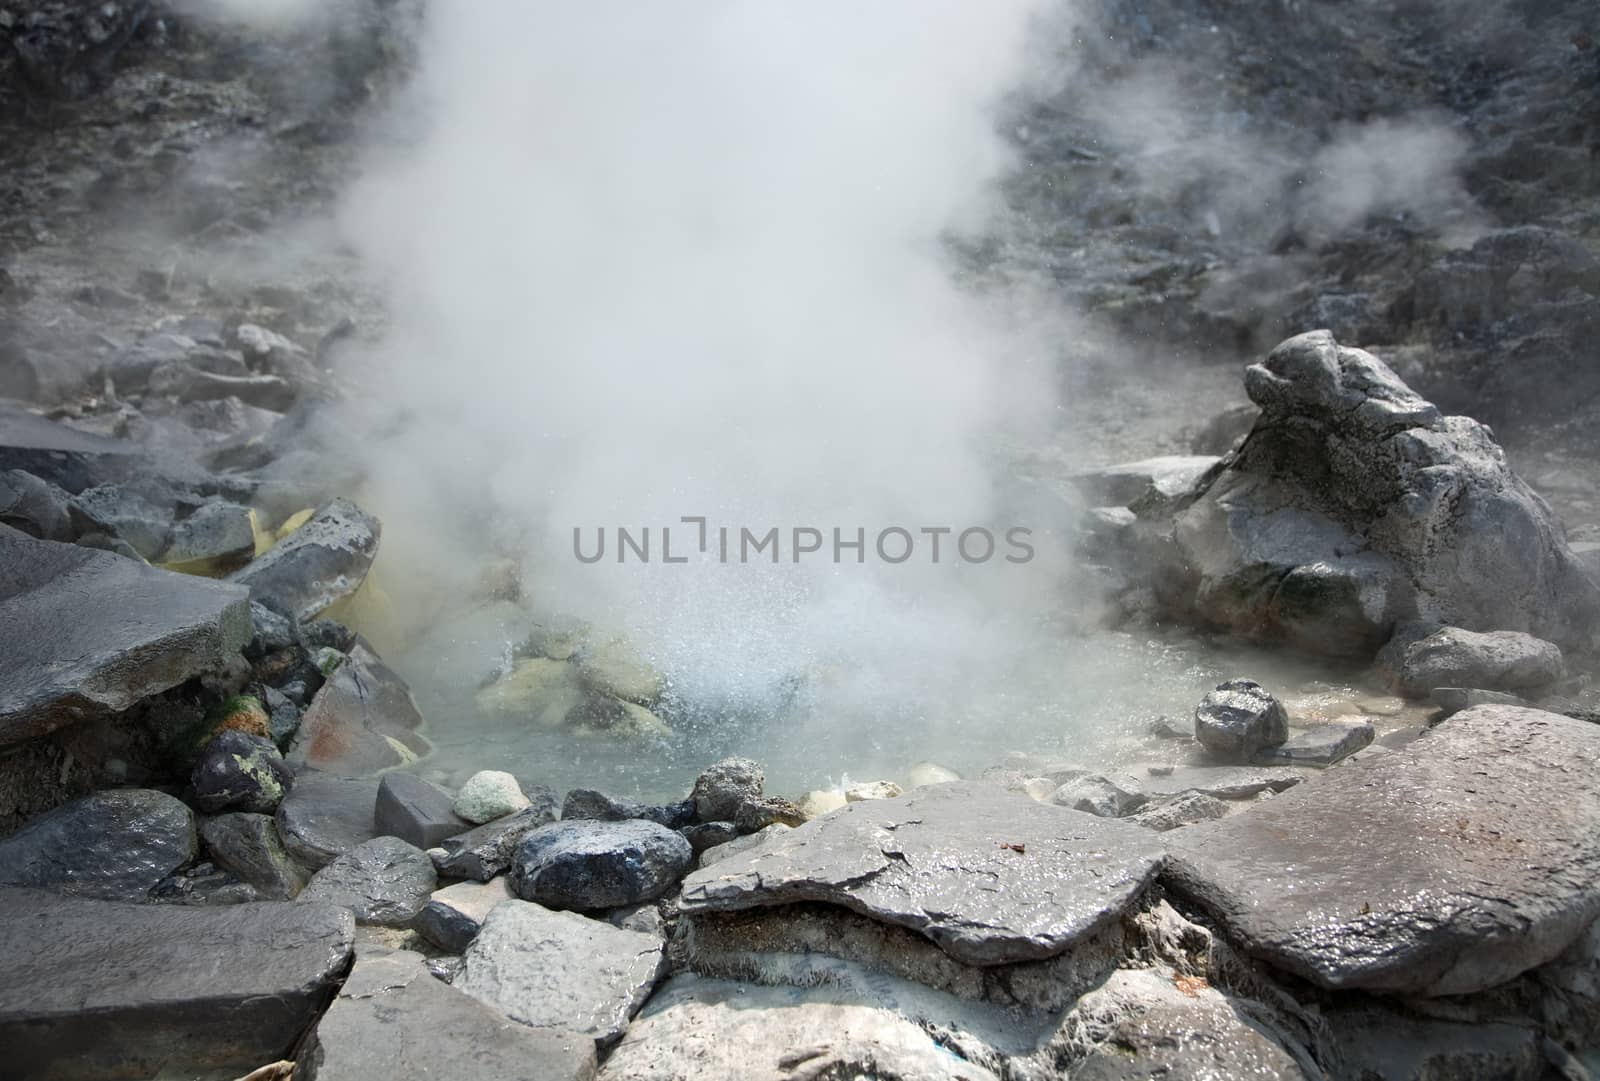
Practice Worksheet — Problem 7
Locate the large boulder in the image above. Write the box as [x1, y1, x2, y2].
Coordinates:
[0, 888, 353, 1080]
[1165, 706, 1600, 996]
[0, 789, 196, 902]
[1394, 626, 1564, 699]
[0, 525, 251, 746]
[1157, 331, 1600, 657]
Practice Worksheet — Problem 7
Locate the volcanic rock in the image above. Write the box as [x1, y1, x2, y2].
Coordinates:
[286, 642, 431, 774]
[374, 772, 469, 848]
[274, 773, 379, 870]
[433, 801, 561, 881]
[200, 812, 309, 900]
[0, 789, 196, 902]
[512, 820, 693, 910]
[1396, 626, 1564, 699]
[190, 729, 293, 814]
[413, 877, 514, 954]
[1193, 679, 1289, 762]
[452, 769, 530, 824]
[296, 835, 436, 926]
[229, 497, 379, 622]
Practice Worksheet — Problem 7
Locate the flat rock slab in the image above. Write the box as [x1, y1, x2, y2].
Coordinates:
[275, 773, 379, 870]
[435, 804, 560, 881]
[1166, 705, 1600, 996]
[287, 643, 431, 775]
[598, 973, 1000, 1081]
[677, 782, 1165, 966]
[1140, 764, 1306, 800]
[375, 771, 469, 848]
[414, 877, 515, 953]
[298, 947, 596, 1081]
[296, 835, 436, 926]
[455, 899, 666, 1045]
[0, 789, 197, 902]
[229, 497, 379, 622]
[0, 525, 251, 745]
[1254, 720, 1374, 768]
[0, 887, 353, 1080]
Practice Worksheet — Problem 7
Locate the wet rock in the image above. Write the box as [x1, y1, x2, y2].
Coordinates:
[607, 903, 663, 937]
[200, 812, 309, 900]
[1162, 331, 1600, 656]
[262, 685, 302, 745]
[1431, 686, 1530, 718]
[680, 821, 739, 853]
[453, 769, 530, 824]
[229, 497, 380, 622]
[0, 888, 353, 1080]
[296, 835, 436, 926]
[1166, 706, 1600, 995]
[844, 780, 904, 802]
[1142, 764, 1306, 801]
[1055, 969, 1310, 1081]
[1396, 627, 1564, 699]
[0, 525, 250, 745]
[679, 782, 1164, 966]
[161, 500, 257, 574]
[598, 973, 1000, 1081]
[150, 863, 260, 907]
[375, 772, 469, 848]
[455, 899, 667, 1046]
[67, 483, 171, 559]
[1070, 455, 1222, 512]
[1127, 791, 1230, 832]
[246, 600, 295, 657]
[562, 788, 696, 828]
[296, 946, 597, 1081]
[1324, 1003, 1543, 1081]
[1048, 773, 1148, 817]
[413, 877, 514, 954]
[434, 803, 560, 881]
[0, 468, 72, 540]
[191, 729, 293, 814]
[1193, 679, 1289, 762]
[512, 820, 693, 910]
[286, 642, 430, 774]
[0, 789, 196, 902]
[1254, 720, 1374, 767]
[574, 639, 665, 704]
[274, 773, 379, 870]
[696, 823, 790, 870]
[690, 756, 763, 822]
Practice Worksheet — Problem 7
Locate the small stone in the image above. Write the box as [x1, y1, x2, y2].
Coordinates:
[1128, 791, 1230, 832]
[844, 780, 904, 802]
[1193, 679, 1289, 763]
[512, 820, 693, 910]
[190, 729, 293, 814]
[697, 823, 790, 869]
[413, 877, 514, 954]
[452, 770, 531, 825]
[607, 903, 663, 937]
[1049, 773, 1148, 818]
[202, 694, 272, 743]
[1254, 720, 1375, 768]
[434, 803, 559, 881]
[199, 812, 308, 900]
[296, 836, 437, 926]
[375, 773, 470, 849]
[680, 821, 739, 853]
[0, 789, 197, 902]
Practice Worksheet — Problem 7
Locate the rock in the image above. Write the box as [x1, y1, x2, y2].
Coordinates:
[512, 820, 693, 910]
[1149, 715, 1191, 739]
[690, 756, 763, 822]
[597, 973, 1000, 1081]
[286, 642, 431, 774]
[574, 638, 665, 704]
[1396, 626, 1565, 698]
[247, 600, 296, 657]
[844, 779, 904, 802]
[681, 821, 739, 853]
[161, 500, 257, 574]
[1048, 772, 1148, 817]
[375, 772, 470, 848]
[1127, 791, 1230, 832]
[1163, 331, 1600, 656]
[1254, 720, 1375, 767]
[0, 524, 250, 746]
[414, 877, 515, 953]
[0, 888, 353, 1080]
[797, 788, 847, 819]
[190, 729, 293, 814]
[474, 656, 588, 727]
[1431, 686, 1531, 718]
[1057, 969, 1310, 1080]
[455, 900, 667, 1046]
[607, 903, 663, 937]
[1193, 679, 1289, 762]
[200, 813, 309, 900]
[1323, 1003, 1543, 1081]
[562, 788, 696, 828]
[296, 836, 437, 926]
[1166, 706, 1600, 995]
[147, 362, 296, 412]
[904, 761, 961, 787]
[263, 685, 302, 745]
[229, 497, 380, 622]
[200, 693, 272, 743]
[274, 773, 379, 871]
[67, 483, 171, 559]
[697, 823, 791, 869]
[434, 803, 560, 881]
[296, 947, 597, 1081]
[453, 770, 531, 824]
[679, 782, 1164, 966]
[0, 468, 72, 540]
[150, 863, 260, 907]
[1141, 764, 1306, 801]
[1069, 455, 1223, 510]
[0, 789, 196, 902]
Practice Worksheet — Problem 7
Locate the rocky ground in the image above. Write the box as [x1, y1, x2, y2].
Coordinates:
[2, 1, 1600, 1080]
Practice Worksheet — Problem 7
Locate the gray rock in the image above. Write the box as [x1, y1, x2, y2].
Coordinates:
[606, 903, 663, 937]
[247, 599, 296, 658]
[296, 836, 437, 926]
[1069, 455, 1222, 511]
[563, 788, 697, 828]
[1127, 791, 1230, 832]
[1254, 720, 1375, 767]
[191, 729, 293, 813]
[161, 499, 256, 572]
[679, 782, 1164, 966]
[1149, 715, 1191, 739]
[1166, 706, 1600, 995]
[1141, 764, 1306, 801]
[274, 773, 379, 870]
[697, 823, 790, 868]
[150, 864, 260, 907]
[229, 497, 380, 622]
[1048, 772, 1148, 817]
[0, 789, 196, 902]
[1397, 626, 1564, 699]
[297, 947, 597, 1081]
[680, 821, 739, 853]
[263, 685, 302, 745]
[690, 756, 761, 823]
[67, 483, 171, 559]
[0, 524, 250, 746]
[0, 887, 353, 1080]
[1164, 331, 1600, 657]
[0, 468, 73, 540]
[435, 804, 560, 882]
[1193, 679, 1289, 762]
[453, 769, 530, 824]
[147, 362, 296, 412]
[1431, 686, 1531, 718]
[455, 900, 667, 1045]
[1323, 1003, 1542, 1081]
[598, 973, 1001, 1081]
[512, 819, 693, 910]
[200, 812, 308, 900]
[286, 642, 431, 774]
[375, 772, 470, 849]
[413, 877, 514, 954]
